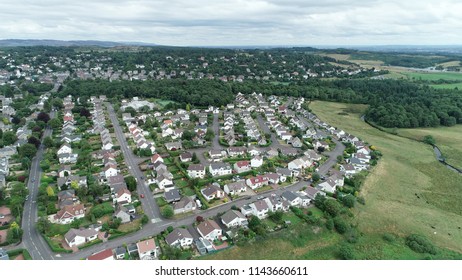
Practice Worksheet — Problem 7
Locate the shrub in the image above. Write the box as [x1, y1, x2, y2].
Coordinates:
[333, 217, 349, 234]
[405, 234, 437, 255]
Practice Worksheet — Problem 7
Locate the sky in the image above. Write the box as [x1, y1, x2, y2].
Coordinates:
[1, 0, 462, 46]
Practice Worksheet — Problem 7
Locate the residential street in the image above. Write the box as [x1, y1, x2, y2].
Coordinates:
[106, 103, 162, 223]
[20, 112, 56, 260]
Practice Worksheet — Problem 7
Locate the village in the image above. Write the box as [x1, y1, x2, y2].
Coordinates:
[2, 88, 379, 260]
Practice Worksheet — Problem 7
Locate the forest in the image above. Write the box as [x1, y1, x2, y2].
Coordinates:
[56, 77, 462, 128]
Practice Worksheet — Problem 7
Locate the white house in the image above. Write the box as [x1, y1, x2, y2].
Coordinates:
[65, 228, 98, 247]
[165, 228, 194, 248]
[223, 180, 247, 195]
[221, 210, 248, 228]
[187, 164, 206, 179]
[137, 238, 158, 260]
[250, 156, 263, 168]
[57, 143, 72, 155]
[209, 163, 232, 177]
[197, 220, 222, 241]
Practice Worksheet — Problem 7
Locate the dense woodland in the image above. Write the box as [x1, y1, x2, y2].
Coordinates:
[53, 78, 462, 128]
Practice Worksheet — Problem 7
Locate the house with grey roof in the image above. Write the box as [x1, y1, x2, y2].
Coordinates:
[221, 210, 248, 228]
[165, 228, 194, 248]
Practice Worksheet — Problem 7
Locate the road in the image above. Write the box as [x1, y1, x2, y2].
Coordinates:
[105, 103, 161, 223]
[21, 112, 56, 260]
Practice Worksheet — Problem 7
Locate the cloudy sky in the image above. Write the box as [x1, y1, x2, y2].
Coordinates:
[1, 0, 462, 46]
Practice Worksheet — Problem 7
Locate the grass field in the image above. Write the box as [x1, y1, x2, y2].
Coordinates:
[430, 83, 462, 89]
[403, 71, 462, 81]
[397, 125, 462, 169]
[310, 101, 462, 253]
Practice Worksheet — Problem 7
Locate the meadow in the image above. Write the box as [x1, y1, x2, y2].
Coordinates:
[310, 101, 462, 254]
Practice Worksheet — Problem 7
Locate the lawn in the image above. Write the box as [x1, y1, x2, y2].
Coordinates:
[310, 101, 462, 254]
[397, 125, 462, 169]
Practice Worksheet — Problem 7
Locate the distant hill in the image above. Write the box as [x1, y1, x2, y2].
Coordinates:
[0, 39, 157, 47]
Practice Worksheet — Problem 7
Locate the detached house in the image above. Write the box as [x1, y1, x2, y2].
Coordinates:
[137, 238, 158, 260]
[224, 180, 247, 195]
[201, 183, 225, 201]
[65, 228, 98, 247]
[187, 164, 206, 179]
[234, 161, 251, 173]
[54, 204, 85, 224]
[58, 143, 72, 155]
[173, 197, 197, 214]
[221, 209, 248, 228]
[250, 156, 263, 168]
[197, 220, 223, 241]
[165, 228, 194, 248]
[209, 163, 232, 177]
[246, 175, 269, 190]
[249, 200, 270, 219]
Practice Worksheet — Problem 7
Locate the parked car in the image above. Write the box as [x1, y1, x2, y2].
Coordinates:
[140, 194, 145, 198]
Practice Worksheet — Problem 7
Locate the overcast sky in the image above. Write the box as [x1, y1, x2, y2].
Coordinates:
[1, 0, 461, 46]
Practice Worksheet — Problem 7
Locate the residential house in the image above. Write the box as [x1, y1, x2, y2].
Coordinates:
[187, 164, 206, 179]
[65, 228, 99, 247]
[209, 163, 232, 177]
[165, 141, 182, 151]
[115, 246, 127, 260]
[250, 156, 263, 168]
[57, 189, 79, 209]
[58, 153, 78, 164]
[58, 165, 72, 178]
[165, 228, 194, 248]
[291, 137, 303, 148]
[227, 147, 247, 157]
[114, 206, 132, 224]
[114, 187, 132, 205]
[173, 197, 197, 214]
[57, 143, 72, 155]
[223, 180, 247, 195]
[234, 161, 251, 173]
[137, 238, 158, 260]
[246, 175, 269, 190]
[281, 191, 301, 207]
[179, 152, 192, 163]
[54, 204, 85, 224]
[249, 200, 270, 219]
[317, 178, 337, 193]
[197, 220, 222, 241]
[87, 249, 114, 260]
[151, 154, 164, 164]
[164, 189, 181, 203]
[201, 183, 225, 201]
[221, 210, 248, 228]
[304, 186, 325, 200]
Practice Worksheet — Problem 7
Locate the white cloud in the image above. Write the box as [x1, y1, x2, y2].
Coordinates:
[0, 0, 461, 45]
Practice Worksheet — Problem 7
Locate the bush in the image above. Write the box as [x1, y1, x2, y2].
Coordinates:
[338, 244, 356, 260]
[405, 234, 437, 255]
[333, 217, 349, 234]
[325, 218, 334, 230]
[382, 233, 396, 243]
[161, 205, 174, 218]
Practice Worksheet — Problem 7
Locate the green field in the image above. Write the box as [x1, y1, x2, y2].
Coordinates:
[430, 83, 462, 90]
[397, 125, 462, 169]
[310, 101, 462, 254]
[403, 71, 462, 81]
